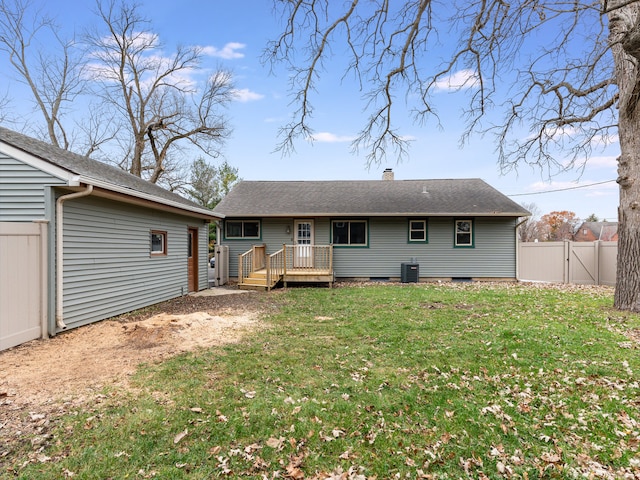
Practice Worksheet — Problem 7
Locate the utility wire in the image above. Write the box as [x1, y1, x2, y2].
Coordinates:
[508, 179, 616, 197]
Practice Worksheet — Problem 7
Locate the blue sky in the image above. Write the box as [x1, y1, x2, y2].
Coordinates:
[0, 0, 620, 221]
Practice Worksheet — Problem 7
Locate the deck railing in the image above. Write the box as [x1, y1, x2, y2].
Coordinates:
[283, 244, 333, 274]
[239, 244, 333, 288]
[238, 244, 266, 286]
[266, 248, 285, 288]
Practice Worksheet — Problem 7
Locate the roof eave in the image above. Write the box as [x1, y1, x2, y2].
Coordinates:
[217, 212, 530, 218]
[79, 176, 223, 220]
[1, 139, 221, 219]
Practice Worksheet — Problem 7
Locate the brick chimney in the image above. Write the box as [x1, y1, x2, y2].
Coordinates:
[382, 168, 394, 181]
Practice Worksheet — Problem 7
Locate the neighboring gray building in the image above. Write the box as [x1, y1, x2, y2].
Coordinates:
[0, 126, 220, 350]
[213, 170, 530, 289]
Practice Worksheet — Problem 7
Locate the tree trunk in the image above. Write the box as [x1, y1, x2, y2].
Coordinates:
[130, 135, 145, 178]
[608, 2, 640, 311]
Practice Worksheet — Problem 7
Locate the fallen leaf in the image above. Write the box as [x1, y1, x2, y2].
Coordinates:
[173, 429, 188, 444]
[266, 436, 285, 450]
[541, 452, 561, 463]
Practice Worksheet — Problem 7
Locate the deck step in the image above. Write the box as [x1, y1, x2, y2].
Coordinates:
[238, 272, 283, 291]
[242, 278, 268, 286]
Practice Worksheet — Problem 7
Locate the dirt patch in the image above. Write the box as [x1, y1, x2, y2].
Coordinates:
[0, 290, 278, 455]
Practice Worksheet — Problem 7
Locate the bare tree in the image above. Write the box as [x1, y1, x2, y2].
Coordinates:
[0, 0, 86, 149]
[85, 0, 233, 185]
[518, 202, 542, 242]
[267, 1, 640, 311]
[0, 90, 11, 124]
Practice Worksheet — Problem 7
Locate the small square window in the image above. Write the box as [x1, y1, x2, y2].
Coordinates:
[409, 219, 427, 242]
[151, 231, 167, 255]
[455, 220, 473, 247]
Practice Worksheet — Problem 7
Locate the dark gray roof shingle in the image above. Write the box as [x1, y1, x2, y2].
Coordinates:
[0, 126, 213, 216]
[213, 179, 530, 217]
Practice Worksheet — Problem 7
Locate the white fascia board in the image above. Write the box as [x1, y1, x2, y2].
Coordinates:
[78, 175, 223, 219]
[0, 142, 76, 183]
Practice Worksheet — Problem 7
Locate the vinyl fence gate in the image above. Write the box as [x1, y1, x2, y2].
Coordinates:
[518, 240, 617, 286]
[0, 221, 48, 351]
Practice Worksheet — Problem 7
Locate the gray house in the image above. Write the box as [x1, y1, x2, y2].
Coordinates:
[213, 170, 530, 289]
[0, 126, 219, 351]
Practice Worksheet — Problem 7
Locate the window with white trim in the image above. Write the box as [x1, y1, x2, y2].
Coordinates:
[332, 220, 367, 246]
[225, 220, 260, 239]
[150, 230, 167, 255]
[409, 219, 428, 242]
[455, 219, 473, 247]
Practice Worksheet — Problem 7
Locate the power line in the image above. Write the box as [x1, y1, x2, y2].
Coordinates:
[508, 179, 616, 197]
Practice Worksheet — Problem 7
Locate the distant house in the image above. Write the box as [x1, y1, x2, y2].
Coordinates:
[0, 126, 220, 351]
[574, 221, 618, 242]
[212, 170, 530, 289]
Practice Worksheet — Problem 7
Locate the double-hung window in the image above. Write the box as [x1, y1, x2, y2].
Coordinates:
[408, 219, 428, 243]
[225, 220, 260, 239]
[454, 219, 474, 247]
[332, 220, 367, 246]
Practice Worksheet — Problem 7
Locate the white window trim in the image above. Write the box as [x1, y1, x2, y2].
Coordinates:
[409, 219, 428, 243]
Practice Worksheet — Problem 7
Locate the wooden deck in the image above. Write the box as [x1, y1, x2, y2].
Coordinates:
[238, 245, 333, 291]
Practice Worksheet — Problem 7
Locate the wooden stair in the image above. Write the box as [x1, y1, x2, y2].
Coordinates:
[238, 270, 282, 291]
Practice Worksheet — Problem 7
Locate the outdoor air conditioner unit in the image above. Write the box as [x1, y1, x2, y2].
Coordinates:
[401, 263, 419, 283]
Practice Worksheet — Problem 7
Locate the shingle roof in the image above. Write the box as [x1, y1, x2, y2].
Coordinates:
[213, 179, 530, 217]
[0, 126, 215, 218]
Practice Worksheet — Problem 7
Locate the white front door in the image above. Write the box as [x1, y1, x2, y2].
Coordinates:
[294, 220, 314, 268]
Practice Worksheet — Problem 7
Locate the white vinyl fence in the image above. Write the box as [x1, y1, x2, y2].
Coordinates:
[0, 221, 49, 351]
[518, 240, 617, 286]
[213, 244, 229, 286]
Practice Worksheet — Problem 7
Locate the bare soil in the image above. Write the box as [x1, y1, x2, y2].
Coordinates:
[0, 290, 281, 456]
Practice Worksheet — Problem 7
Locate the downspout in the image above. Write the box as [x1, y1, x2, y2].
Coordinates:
[56, 184, 94, 329]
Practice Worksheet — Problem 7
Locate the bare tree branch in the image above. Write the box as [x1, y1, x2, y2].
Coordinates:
[85, 0, 233, 184]
[0, 0, 87, 148]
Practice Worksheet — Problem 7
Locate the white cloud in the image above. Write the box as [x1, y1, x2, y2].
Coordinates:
[434, 69, 479, 91]
[232, 88, 264, 102]
[585, 156, 618, 169]
[202, 42, 246, 59]
[310, 132, 357, 143]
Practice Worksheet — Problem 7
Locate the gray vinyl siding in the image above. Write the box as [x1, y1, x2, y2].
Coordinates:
[331, 217, 517, 278]
[61, 196, 208, 331]
[223, 216, 517, 279]
[0, 154, 66, 221]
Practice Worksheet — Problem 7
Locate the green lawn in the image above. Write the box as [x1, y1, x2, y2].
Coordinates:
[5, 283, 640, 479]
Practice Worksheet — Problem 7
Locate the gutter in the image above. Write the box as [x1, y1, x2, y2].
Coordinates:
[56, 184, 94, 329]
